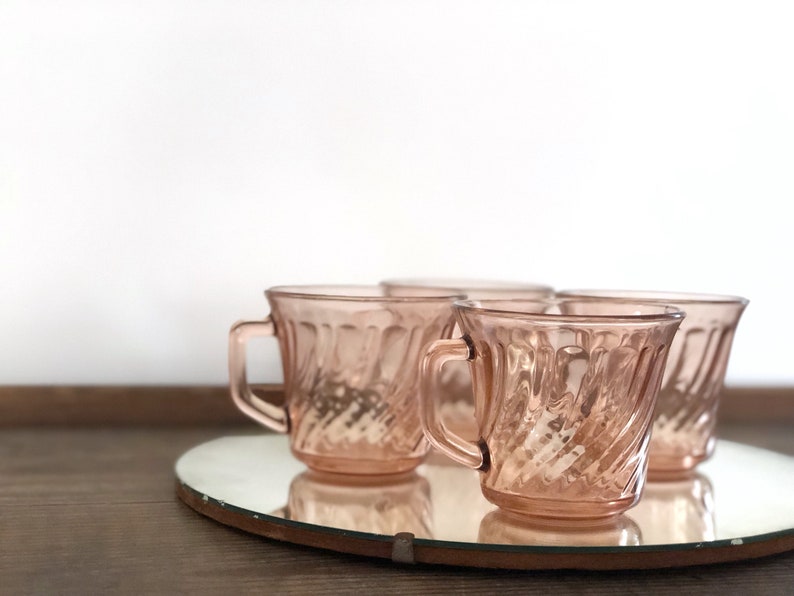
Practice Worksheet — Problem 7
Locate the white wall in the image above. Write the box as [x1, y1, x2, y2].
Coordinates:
[2, 1, 792, 386]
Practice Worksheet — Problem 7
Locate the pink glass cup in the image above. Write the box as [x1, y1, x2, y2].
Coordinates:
[229, 285, 462, 475]
[382, 279, 554, 441]
[420, 299, 684, 520]
[557, 290, 748, 479]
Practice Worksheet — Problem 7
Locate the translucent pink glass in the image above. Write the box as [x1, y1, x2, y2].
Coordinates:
[382, 279, 554, 441]
[420, 299, 683, 520]
[558, 290, 748, 479]
[229, 285, 462, 475]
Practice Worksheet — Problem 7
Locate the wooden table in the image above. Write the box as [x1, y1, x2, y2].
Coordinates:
[1, 386, 792, 594]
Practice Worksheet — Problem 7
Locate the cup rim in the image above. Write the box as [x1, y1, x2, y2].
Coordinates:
[266, 284, 465, 302]
[454, 298, 685, 323]
[557, 289, 749, 307]
[380, 278, 554, 293]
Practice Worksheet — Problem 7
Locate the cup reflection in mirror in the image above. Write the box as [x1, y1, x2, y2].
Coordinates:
[478, 510, 641, 547]
[630, 473, 715, 544]
[284, 470, 433, 539]
[420, 464, 496, 543]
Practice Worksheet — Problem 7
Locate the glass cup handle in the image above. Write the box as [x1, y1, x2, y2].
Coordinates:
[419, 338, 486, 470]
[228, 317, 289, 433]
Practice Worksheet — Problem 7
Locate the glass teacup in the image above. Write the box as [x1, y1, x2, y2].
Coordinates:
[229, 285, 462, 474]
[420, 298, 684, 520]
[558, 290, 748, 479]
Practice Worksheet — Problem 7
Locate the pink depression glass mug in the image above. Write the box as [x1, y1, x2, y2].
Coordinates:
[382, 279, 554, 441]
[420, 299, 684, 520]
[557, 290, 748, 479]
[229, 285, 463, 475]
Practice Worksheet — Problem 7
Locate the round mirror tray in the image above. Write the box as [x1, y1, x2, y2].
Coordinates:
[175, 435, 794, 570]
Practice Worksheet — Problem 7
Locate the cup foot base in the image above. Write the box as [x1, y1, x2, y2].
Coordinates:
[481, 486, 637, 521]
[648, 453, 708, 481]
[293, 450, 426, 475]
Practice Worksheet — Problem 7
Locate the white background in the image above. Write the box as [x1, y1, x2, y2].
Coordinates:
[2, 1, 792, 386]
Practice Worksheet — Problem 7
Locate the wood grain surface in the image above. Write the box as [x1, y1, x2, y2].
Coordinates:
[1, 385, 792, 426]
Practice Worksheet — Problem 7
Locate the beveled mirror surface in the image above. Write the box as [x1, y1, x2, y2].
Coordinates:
[175, 435, 794, 560]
